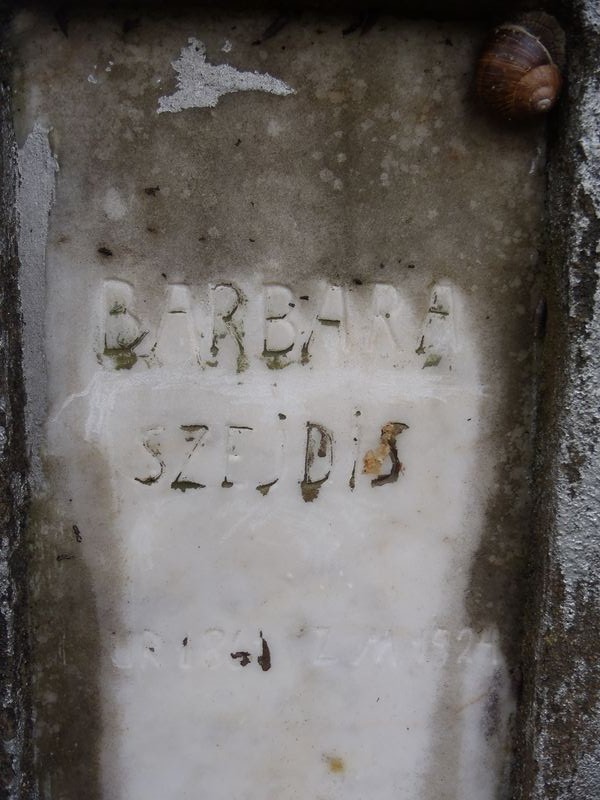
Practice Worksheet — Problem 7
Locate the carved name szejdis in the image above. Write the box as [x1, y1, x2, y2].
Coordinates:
[132, 419, 409, 501]
[99, 280, 456, 372]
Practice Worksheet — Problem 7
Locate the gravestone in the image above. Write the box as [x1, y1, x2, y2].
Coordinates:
[8, 6, 552, 798]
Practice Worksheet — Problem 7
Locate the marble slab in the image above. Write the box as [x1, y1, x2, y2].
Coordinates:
[12, 8, 545, 799]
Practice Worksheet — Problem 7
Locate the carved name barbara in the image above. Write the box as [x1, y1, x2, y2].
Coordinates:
[98, 279, 458, 372]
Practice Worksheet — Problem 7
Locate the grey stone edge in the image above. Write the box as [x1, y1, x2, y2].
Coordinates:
[513, 1, 600, 799]
[0, 1, 599, 798]
[0, 35, 33, 800]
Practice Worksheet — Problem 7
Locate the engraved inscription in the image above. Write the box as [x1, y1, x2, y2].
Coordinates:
[110, 626, 501, 673]
[154, 285, 200, 367]
[301, 423, 333, 502]
[134, 427, 165, 486]
[97, 279, 459, 372]
[171, 425, 209, 491]
[263, 284, 296, 367]
[417, 285, 455, 369]
[211, 283, 248, 373]
[103, 280, 148, 370]
[124, 415, 410, 499]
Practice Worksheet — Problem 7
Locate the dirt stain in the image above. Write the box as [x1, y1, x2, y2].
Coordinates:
[324, 754, 345, 774]
[362, 422, 408, 486]
[231, 651, 252, 667]
[258, 631, 271, 671]
[256, 479, 278, 496]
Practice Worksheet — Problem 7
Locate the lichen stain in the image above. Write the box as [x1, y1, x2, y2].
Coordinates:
[300, 475, 328, 502]
[256, 478, 278, 496]
[300, 332, 313, 365]
[262, 340, 293, 370]
[362, 422, 408, 485]
[103, 330, 148, 370]
[301, 423, 333, 501]
[324, 754, 345, 774]
[423, 353, 442, 368]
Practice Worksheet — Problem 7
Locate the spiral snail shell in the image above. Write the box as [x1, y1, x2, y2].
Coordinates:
[476, 12, 565, 119]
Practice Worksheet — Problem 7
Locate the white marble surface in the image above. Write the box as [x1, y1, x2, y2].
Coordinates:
[12, 9, 545, 799]
[57, 277, 511, 799]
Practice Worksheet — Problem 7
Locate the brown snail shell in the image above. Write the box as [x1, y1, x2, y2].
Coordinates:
[476, 13, 565, 119]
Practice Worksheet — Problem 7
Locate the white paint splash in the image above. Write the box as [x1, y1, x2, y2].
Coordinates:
[17, 123, 58, 487]
[157, 38, 294, 113]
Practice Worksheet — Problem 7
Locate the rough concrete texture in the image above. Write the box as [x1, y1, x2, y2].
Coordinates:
[514, 2, 600, 798]
[0, 0, 599, 798]
[0, 83, 32, 800]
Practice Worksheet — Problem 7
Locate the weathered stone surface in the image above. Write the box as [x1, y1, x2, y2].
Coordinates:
[1, 1, 599, 798]
[9, 8, 548, 798]
[514, 2, 600, 798]
[0, 82, 31, 800]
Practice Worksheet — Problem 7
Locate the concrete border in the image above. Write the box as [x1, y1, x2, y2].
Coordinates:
[514, 2, 600, 798]
[0, 82, 33, 799]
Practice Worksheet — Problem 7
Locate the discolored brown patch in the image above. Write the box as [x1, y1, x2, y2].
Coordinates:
[362, 422, 408, 485]
[324, 754, 345, 774]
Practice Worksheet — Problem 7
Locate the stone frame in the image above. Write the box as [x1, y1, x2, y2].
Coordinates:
[514, 2, 600, 798]
[0, 1, 598, 797]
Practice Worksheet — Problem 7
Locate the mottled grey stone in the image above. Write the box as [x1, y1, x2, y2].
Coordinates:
[514, 2, 600, 799]
[0, 79, 33, 800]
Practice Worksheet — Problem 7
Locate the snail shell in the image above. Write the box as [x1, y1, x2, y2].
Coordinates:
[476, 13, 565, 119]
